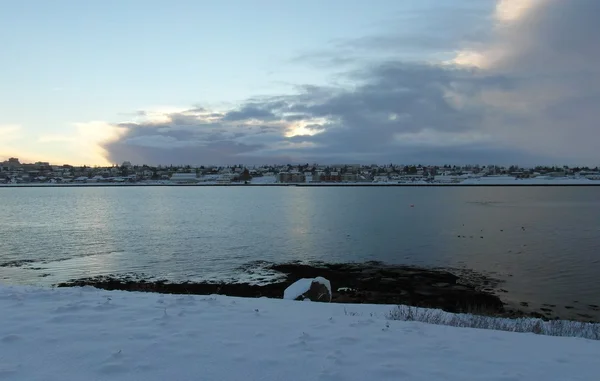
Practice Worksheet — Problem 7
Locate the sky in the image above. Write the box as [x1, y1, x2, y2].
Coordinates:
[1, 0, 598, 167]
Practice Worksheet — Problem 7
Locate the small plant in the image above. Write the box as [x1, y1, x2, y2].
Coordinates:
[386, 305, 600, 341]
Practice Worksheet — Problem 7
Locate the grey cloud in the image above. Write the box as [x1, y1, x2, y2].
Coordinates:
[103, 0, 598, 166]
[467, 0, 600, 163]
[104, 108, 292, 165]
[222, 105, 278, 122]
[293, 1, 494, 67]
[107, 141, 287, 167]
[488, 0, 600, 75]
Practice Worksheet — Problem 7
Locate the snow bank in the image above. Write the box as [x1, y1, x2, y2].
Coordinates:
[283, 278, 313, 300]
[283, 277, 332, 302]
[0, 285, 599, 381]
[314, 276, 332, 297]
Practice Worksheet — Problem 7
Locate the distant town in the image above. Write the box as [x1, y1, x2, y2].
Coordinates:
[1, 157, 600, 186]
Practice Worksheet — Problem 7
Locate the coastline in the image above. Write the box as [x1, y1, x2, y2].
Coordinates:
[55, 261, 597, 323]
[2, 182, 600, 188]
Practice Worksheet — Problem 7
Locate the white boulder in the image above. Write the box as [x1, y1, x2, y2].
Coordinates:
[283, 277, 332, 302]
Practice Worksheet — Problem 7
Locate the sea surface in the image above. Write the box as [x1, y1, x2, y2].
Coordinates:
[1, 186, 599, 319]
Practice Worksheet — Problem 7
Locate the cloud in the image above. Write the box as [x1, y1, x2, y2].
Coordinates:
[101, 0, 598, 166]
[1, 125, 61, 163]
[101, 62, 501, 165]
[31, 122, 126, 166]
[452, 0, 600, 163]
[0, 125, 24, 159]
[221, 105, 278, 122]
[0, 125, 22, 142]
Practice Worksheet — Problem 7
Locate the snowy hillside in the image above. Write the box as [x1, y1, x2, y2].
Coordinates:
[0, 285, 598, 381]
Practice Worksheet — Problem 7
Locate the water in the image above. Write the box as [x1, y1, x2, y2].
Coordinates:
[1, 186, 599, 317]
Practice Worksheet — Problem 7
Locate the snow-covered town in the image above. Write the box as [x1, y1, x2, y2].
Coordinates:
[1, 157, 600, 186]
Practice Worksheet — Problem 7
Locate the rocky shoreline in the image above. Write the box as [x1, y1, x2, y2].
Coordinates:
[55, 261, 586, 321]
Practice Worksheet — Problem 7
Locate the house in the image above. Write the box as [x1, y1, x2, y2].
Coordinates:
[277, 172, 305, 183]
[373, 175, 389, 183]
[341, 173, 357, 182]
[90, 175, 105, 182]
[170, 173, 199, 183]
[217, 174, 236, 184]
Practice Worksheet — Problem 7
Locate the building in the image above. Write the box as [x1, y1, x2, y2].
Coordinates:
[170, 173, 199, 183]
[277, 172, 305, 183]
[217, 174, 236, 184]
[312, 172, 342, 182]
[2, 158, 21, 170]
[579, 171, 600, 180]
[341, 173, 357, 182]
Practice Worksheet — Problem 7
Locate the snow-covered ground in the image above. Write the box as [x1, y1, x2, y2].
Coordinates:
[459, 176, 599, 185]
[1, 285, 598, 381]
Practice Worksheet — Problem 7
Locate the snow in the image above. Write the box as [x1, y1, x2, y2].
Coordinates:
[283, 278, 313, 300]
[314, 276, 332, 299]
[283, 277, 333, 301]
[1, 285, 599, 381]
[459, 176, 598, 185]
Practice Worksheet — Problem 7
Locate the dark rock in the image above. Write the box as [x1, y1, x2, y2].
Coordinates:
[520, 302, 529, 307]
[56, 261, 506, 315]
[578, 313, 594, 319]
[0, 259, 36, 268]
[294, 279, 331, 302]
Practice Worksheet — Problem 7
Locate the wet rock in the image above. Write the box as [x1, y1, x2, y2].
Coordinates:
[57, 261, 506, 315]
[578, 313, 594, 320]
[414, 288, 435, 296]
[520, 302, 529, 307]
[301, 279, 332, 302]
[0, 259, 36, 268]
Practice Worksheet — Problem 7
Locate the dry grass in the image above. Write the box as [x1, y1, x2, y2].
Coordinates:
[386, 305, 600, 341]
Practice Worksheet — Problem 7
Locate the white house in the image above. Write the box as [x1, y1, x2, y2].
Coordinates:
[170, 173, 199, 183]
[373, 175, 389, 183]
[217, 174, 236, 184]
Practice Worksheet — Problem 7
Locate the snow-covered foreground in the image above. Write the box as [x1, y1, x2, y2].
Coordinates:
[1, 285, 599, 381]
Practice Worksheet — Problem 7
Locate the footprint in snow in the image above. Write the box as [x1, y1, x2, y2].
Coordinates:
[98, 350, 129, 375]
[335, 336, 359, 345]
[1, 334, 21, 343]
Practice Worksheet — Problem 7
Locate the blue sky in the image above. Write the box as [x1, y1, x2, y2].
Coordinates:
[1, 0, 598, 166]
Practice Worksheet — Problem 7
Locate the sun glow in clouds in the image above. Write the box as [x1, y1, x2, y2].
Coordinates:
[449, 0, 542, 69]
[494, 0, 541, 23]
[285, 118, 328, 137]
[34, 122, 127, 166]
